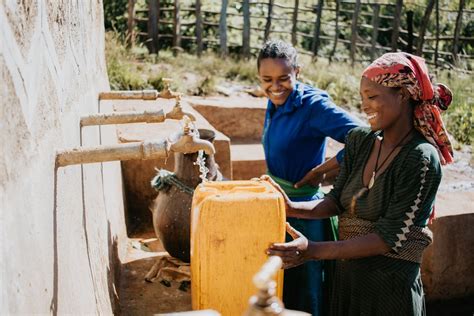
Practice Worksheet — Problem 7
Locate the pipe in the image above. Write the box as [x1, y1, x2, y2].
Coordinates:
[80, 110, 165, 127]
[82, 96, 195, 127]
[57, 113, 215, 167]
[55, 134, 215, 167]
[56, 139, 169, 167]
[98, 90, 159, 100]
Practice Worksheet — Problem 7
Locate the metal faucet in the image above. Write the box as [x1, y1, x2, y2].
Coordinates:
[159, 78, 179, 99]
[243, 257, 309, 316]
[169, 116, 215, 155]
[80, 96, 195, 127]
[243, 256, 284, 316]
[165, 95, 196, 121]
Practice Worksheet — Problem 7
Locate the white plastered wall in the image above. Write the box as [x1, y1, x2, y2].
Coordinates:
[1, 1, 127, 314]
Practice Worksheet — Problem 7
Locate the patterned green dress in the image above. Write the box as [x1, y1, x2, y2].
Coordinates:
[326, 127, 442, 316]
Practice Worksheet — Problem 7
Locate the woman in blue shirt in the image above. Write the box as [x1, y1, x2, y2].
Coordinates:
[258, 40, 361, 315]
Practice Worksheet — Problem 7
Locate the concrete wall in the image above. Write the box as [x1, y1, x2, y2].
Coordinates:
[422, 213, 474, 301]
[0, 1, 127, 314]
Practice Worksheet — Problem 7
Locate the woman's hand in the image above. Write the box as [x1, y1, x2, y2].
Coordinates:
[267, 223, 309, 269]
[294, 167, 325, 188]
[294, 155, 340, 188]
[259, 175, 295, 212]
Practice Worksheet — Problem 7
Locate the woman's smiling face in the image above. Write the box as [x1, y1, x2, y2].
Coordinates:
[360, 76, 405, 131]
[258, 58, 299, 106]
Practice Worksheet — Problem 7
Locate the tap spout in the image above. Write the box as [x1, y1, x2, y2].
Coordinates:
[99, 90, 158, 100]
[165, 95, 196, 121]
[169, 134, 215, 155]
[80, 110, 165, 127]
[165, 106, 196, 121]
[158, 78, 179, 99]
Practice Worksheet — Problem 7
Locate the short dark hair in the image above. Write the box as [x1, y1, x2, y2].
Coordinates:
[257, 40, 299, 70]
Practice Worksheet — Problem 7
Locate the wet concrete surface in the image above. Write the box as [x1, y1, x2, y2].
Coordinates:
[119, 233, 191, 315]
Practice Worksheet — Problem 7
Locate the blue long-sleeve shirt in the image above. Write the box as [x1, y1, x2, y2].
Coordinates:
[262, 82, 362, 190]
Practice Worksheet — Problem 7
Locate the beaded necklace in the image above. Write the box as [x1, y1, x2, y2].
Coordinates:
[367, 128, 413, 189]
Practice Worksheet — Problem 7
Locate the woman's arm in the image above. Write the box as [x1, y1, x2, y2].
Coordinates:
[294, 155, 340, 188]
[300, 96, 360, 188]
[309, 96, 362, 145]
[269, 145, 443, 269]
[286, 197, 339, 219]
[267, 224, 390, 269]
[307, 234, 390, 260]
[261, 175, 339, 219]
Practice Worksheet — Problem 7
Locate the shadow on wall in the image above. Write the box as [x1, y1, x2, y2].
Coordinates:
[49, 164, 122, 314]
[107, 221, 121, 315]
[50, 170, 58, 314]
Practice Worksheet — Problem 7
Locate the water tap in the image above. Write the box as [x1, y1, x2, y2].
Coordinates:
[243, 256, 285, 316]
[159, 78, 179, 99]
[169, 116, 215, 155]
[165, 95, 197, 121]
[243, 257, 309, 316]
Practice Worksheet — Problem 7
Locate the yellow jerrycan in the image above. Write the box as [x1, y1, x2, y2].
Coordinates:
[190, 180, 286, 316]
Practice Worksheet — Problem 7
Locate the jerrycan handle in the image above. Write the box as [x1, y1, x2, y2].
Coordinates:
[228, 186, 267, 194]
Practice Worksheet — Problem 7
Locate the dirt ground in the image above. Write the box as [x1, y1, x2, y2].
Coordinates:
[119, 232, 192, 315]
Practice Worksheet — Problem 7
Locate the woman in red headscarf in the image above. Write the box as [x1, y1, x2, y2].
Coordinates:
[265, 52, 453, 315]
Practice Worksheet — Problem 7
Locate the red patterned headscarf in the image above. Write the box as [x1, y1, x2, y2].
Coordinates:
[362, 52, 454, 165]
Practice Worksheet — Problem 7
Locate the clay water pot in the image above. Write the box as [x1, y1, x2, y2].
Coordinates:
[151, 129, 221, 263]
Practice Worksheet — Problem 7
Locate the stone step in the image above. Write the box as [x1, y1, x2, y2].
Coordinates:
[230, 143, 267, 180]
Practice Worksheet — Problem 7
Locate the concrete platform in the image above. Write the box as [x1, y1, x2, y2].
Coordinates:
[187, 96, 266, 142]
[422, 207, 474, 301]
[422, 155, 474, 301]
[230, 143, 267, 180]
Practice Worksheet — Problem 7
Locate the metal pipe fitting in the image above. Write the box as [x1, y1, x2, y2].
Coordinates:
[55, 139, 170, 167]
[80, 110, 165, 127]
[98, 90, 159, 100]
